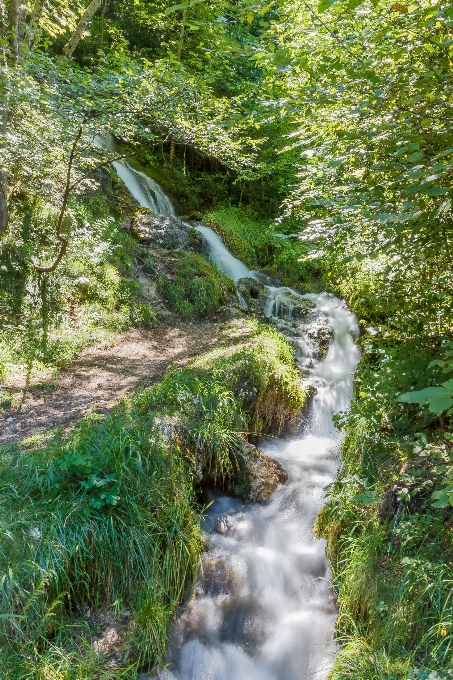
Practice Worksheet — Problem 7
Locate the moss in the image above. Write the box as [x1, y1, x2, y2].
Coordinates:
[158, 251, 237, 317]
[205, 205, 323, 290]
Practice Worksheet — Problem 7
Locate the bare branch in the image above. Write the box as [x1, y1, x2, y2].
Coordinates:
[33, 125, 84, 273]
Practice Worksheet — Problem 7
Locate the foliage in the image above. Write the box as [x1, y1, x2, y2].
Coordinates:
[205, 205, 322, 289]
[0, 194, 154, 384]
[0, 410, 202, 676]
[157, 251, 237, 317]
[0, 317, 302, 675]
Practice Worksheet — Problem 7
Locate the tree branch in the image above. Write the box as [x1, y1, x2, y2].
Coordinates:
[33, 125, 84, 273]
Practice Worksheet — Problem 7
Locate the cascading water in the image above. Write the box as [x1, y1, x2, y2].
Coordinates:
[196, 225, 254, 282]
[141, 226, 360, 680]
[94, 132, 176, 215]
[100, 143, 360, 676]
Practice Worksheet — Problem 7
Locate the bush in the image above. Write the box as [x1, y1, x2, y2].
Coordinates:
[158, 251, 237, 317]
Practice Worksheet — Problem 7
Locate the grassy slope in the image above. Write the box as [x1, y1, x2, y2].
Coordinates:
[0, 319, 305, 678]
[314, 264, 453, 677]
[204, 205, 322, 290]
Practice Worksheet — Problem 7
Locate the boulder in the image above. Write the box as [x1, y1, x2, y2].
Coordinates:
[235, 441, 288, 502]
[305, 319, 334, 360]
[236, 278, 268, 316]
[130, 212, 203, 252]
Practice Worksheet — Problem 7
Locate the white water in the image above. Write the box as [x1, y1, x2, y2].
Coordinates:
[146, 230, 360, 680]
[105, 161, 361, 678]
[94, 132, 176, 215]
[196, 225, 254, 282]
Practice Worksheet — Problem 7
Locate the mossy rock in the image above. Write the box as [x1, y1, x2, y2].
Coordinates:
[158, 251, 237, 318]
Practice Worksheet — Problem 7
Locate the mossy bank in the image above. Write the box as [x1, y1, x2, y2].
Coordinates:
[0, 319, 306, 678]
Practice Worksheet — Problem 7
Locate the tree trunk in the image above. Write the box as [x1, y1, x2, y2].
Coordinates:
[8, 0, 20, 58]
[25, 0, 45, 48]
[62, 0, 104, 58]
[177, 8, 186, 59]
[0, 44, 8, 234]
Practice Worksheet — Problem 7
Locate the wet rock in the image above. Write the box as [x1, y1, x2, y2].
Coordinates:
[88, 608, 133, 664]
[236, 278, 268, 316]
[220, 596, 267, 650]
[266, 290, 315, 320]
[252, 270, 282, 287]
[237, 279, 316, 321]
[130, 212, 203, 252]
[235, 441, 288, 502]
[306, 320, 334, 360]
[197, 555, 241, 598]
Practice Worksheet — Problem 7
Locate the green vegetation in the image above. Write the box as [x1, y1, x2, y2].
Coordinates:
[0, 319, 303, 676]
[0, 194, 154, 392]
[205, 206, 322, 289]
[157, 251, 237, 318]
[2, 0, 453, 674]
[316, 336, 453, 678]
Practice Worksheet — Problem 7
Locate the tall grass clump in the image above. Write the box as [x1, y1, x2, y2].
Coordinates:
[316, 334, 453, 678]
[0, 317, 305, 677]
[0, 407, 202, 677]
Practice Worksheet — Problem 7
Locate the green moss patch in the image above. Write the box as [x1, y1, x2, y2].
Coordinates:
[157, 250, 237, 317]
[204, 206, 322, 290]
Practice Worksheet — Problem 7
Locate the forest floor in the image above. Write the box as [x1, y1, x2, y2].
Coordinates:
[0, 318, 221, 444]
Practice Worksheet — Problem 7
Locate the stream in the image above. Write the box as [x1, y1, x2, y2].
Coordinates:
[99, 139, 360, 680]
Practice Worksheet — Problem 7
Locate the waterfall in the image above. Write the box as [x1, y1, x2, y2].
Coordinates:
[94, 131, 176, 216]
[141, 228, 360, 680]
[196, 225, 255, 282]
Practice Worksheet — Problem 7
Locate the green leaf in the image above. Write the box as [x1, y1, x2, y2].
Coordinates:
[164, 3, 189, 15]
[407, 151, 424, 162]
[397, 387, 453, 414]
[355, 490, 379, 505]
[431, 489, 450, 508]
[425, 186, 449, 196]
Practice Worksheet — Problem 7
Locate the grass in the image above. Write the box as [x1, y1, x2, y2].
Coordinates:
[204, 205, 323, 290]
[315, 335, 453, 678]
[157, 250, 237, 318]
[0, 318, 305, 677]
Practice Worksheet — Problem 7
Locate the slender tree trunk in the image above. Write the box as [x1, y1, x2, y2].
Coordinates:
[34, 126, 84, 272]
[62, 0, 104, 58]
[169, 135, 175, 166]
[0, 3, 8, 235]
[177, 8, 186, 59]
[8, 0, 19, 58]
[25, 0, 45, 48]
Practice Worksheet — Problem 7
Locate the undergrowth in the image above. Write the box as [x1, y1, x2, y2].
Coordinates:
[316, 333, 453, 678]
[0, 318, 304, 677]
[204, 205, 322, 290]
[0, 194, 154, 388]
[157, 251, 236, 318]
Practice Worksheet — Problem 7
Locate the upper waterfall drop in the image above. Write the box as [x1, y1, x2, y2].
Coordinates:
[94, 132, 176, 216]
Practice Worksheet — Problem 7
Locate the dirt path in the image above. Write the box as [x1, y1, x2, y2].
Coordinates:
[0, 320, 221, 444]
